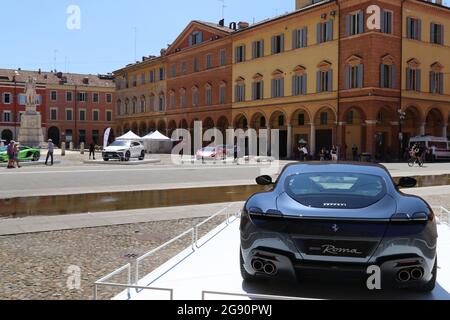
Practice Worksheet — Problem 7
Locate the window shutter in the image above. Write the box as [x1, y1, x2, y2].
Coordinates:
[358, 11, 364, 34]
[242, 45, 246, 62]
[430, 23, 434, 43]
[293, 30, 298, 49]
[416, 69, 421, 91]
[292, 75, 297, 95]
[271, 79, 275, 98]
[439, 73, 444, 94]
[381, 10, 385, 33]
[188, 35, 193, 47]
[346, 15, 351, 37]
[260, 41, 264, 57]
[357, 64, 364, 88]
[235, 47, 239, 63]
[271, 36, 275, 54]
[303, 27, 308, 47]
[280, 78, 285, 97]
[417, 19, 422, 41]
[391, 65, 396, 89]
[380, 64, 385, 88]
[198, 32, 203, 43]
[301, 75, 307, 95]
[252, 42, 256, 59]
[317, 23, 322, 44]
[406, 17, 411, 38]
[441, 25, 444, 45]
[261, 81, 264, 99]
[280, 34, 285, 52]
[252, 82, 256, 100]
[406, 68, 411, 90]
[430, 71, 435, 93]
[326, 21, 333, 41]
[328, 69, 333, 91]
[316, 71, 321, 92]
[345, 65, 351, 89]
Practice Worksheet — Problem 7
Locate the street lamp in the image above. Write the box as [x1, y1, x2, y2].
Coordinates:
[398, 109, 406, 161]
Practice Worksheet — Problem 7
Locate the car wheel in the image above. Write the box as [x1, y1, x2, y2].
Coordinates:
[139, 151, 145, 161]
[415, 258, 437, 293]
[125, 151, 131, 162]
[240, 249, 258, 282]
[103, 158, 109, 162]
[32, 153, 40, 162]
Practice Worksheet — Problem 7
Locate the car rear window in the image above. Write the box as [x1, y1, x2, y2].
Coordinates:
[285, 172, 387, 209]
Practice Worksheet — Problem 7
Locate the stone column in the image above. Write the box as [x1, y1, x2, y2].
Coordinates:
[310, 123, 316, 157]
[390, 122, 400, 160]
[420, 123, 426, 136]
[365, 120, 378, 158]
[287, 124, 292, 159]
[266, 126, 272, 157]
[61, 142, 66, 156]
[443, 124, 448, 138]
[80, 142, 85, 155]
[337, 122, 345, 160]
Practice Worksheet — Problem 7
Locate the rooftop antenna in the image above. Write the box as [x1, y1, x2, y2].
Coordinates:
[53, 49, 58, 71]
[218, 0, 227, 20]
[134, 27, 137, 62]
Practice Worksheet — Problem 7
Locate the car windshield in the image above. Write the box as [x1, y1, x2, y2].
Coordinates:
[203, 147, 216, 152]
[285, 172, 387, 209]
[110, 141, 130, 147]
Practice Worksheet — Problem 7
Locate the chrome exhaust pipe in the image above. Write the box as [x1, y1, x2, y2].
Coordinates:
[263, 262, 277, 275]
[411, 268, 424, 281]
[397, 269, 411, 282]
[251, 259, 264, 272]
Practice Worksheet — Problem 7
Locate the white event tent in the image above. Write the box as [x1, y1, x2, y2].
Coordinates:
[116, 131, 143, 141]
[141, 131, 174, 153]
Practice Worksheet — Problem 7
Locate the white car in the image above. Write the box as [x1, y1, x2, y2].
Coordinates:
[102, 140, 146, 161]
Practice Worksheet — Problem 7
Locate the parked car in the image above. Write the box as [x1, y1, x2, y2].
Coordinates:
[240, 162, 438, 292]
[102, 140, 146, 161]
[0, 145, 41, 162]
[196, 146, 229, 161]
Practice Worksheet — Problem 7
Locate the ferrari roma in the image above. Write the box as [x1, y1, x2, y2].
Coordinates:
[240, 163, 438, 292]
[0, 146, 41, 162]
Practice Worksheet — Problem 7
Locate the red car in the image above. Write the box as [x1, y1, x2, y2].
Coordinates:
[196, 145, 233, 161]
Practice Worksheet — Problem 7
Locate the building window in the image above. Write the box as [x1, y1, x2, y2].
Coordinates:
[192, 88, 199, 107]
[292, 74, 307, 95]
[316, 69, 333, 92]
[149, 70, 155, 83]
[345, 64, 364, 89]
[93, 110, 99, 122]
[406, 68, 421, 91]
[124, 100, 129, 114]
[347, 110, 354, 124]
[93, 93, 99, 103]
[346, 11, 364, 37]
[79, 109, 86, 121]
[3, 111, 11, 122]
[106, 110, 112, 122]
[430, 23, 444, 45]
[252, 81, 264, 100]
[271, 78, 284, 98]
[205, 54, 213, 69]
[235, 84, 245, 102]
[292, 27, 308, 49]
[252, 40, 264, 59]
[317, 20, 333, 43]
[220, 49, 226, 66]
[181, 62, 187, 75]
[320, 112, 328, 125]
[180, 90, 186, 109]
[66, 91, 73, 102]
[92, 130, 99, 144]
[141, 72, 146, 85]
[132, 99, 137, 114]
[271, 34, 284, 54]
[381, 10, 393, 34]
[17, 94, 26, 105]
[50, 109, 57, 121]
[406, 17, 421, 41]
[380, 64, 395, 88]
[193, 58, 200, 72]
[235, 45, 246, 63]
[79, 130, 86, 143]
[169, 92, 175, 109]
[159, 68, 165, 81]
[140, 97, 146, 112]
[205, 86, 212, 105]
[106, 93, 112, 103]
[66, 109, 73, 121]
[158, 94, 165, 111]
[50, 91, 57, 101]
[170, 64, 176, 78]
[132, 75, 137, 87]
[278, 115, 285, 127]
[430, 71, 444, 94]
[3, 93, 12, 104]
[116, 101, 121, 116]
[190, 31, 203, 46]
[77, 92, 86, 102]
[298, 114, 305, 126]
[219, 85, 226, 104]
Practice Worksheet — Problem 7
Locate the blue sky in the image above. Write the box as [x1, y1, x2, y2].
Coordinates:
[0, 0, 292, 74]
[1, 0, 448, 75]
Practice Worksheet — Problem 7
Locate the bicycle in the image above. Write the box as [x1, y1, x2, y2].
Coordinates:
[408, 155, 424, 167]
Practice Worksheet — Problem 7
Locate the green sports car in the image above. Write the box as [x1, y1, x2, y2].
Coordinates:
[0, 146, 41, 162]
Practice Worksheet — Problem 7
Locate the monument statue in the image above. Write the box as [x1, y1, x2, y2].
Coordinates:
[18, 77, 45, 147]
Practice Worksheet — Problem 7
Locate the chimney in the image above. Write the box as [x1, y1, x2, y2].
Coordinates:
[38, 68, 41, 75]
[219, 19, 225, 27]
[83, 77, 89, 85]
[56, 72, 63, 79]
[238, 21, 250, 30]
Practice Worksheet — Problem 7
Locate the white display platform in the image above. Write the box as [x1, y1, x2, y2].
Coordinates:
[110, 216, 450, 300]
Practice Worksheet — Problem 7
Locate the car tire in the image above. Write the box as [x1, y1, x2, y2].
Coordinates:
[139, 151, 145, 161]
[32, 153, 40, 162]
[125, 151, 131, 162]
[415, 258, 437, 293]
[103, 158, 109, 162]
[240, 249, 258, 282]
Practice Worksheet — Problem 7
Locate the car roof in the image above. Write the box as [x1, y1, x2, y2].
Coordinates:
[281, 162, 391, 177]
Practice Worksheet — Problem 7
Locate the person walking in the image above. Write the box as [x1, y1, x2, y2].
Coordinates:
[89, 143, 96, 160]
[331, 145, 338, 161]
[45, 139, 55, 166]
[6, 141, 15, 169]
[12, 142, 21, 168]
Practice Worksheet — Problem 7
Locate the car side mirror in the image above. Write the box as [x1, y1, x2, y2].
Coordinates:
[256, 175, 273, 186]
[397, 177, 417, 188]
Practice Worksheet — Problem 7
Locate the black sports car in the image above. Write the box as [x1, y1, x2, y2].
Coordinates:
[240, 163, 438, 291]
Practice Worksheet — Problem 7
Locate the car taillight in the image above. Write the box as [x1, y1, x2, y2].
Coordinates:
[391, 212, 432, 222]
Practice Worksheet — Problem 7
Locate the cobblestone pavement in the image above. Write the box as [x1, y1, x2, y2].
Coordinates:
[0, 216, 223, 300]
